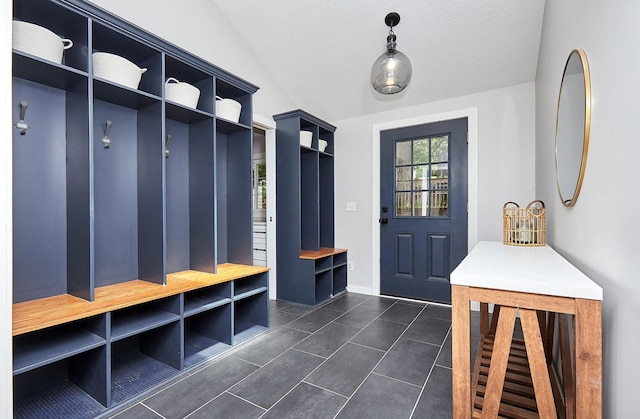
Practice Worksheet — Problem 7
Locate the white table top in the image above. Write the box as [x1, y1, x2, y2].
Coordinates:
[451, 241, 602, 301]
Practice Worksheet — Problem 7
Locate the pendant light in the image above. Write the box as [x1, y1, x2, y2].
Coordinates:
[371, 12, 412, 94]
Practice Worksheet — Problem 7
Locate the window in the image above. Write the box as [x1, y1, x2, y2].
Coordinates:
[395, 136, 449, 217]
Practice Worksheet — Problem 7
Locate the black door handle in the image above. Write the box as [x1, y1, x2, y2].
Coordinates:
[379, 218, 388, 224]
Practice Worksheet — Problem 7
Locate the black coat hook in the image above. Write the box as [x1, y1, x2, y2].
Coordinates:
[15, 101, 30, 135]
[102, 120, 112, 148]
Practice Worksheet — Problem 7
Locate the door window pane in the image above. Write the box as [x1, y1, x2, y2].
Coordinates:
[396, 192, 412, 216]
[395, 141, 411, 165]
[431, 136, 448, 162]
[413, 165, 429, 190]
[413, 191, 429, 216]
[412, 139, 430, 164]
[431, 190, 449, 216]
[396, 166, 412, 191]
[430, 163, 448, 190]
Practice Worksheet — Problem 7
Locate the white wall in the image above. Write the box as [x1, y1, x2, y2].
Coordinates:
[333, 82, 536, 293]
[88, 0, 296, 118]
[0, 0, 13, 414]
[536, 0, 640, 416]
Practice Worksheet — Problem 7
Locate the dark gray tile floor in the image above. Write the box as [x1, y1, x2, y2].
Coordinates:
[110, 293, 456, 419]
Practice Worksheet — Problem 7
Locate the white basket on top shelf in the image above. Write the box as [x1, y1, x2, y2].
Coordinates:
[216, 96, 241, 122]
[92, 52, 147, 89]
[12, 20, 73, 64]
[165, 77, 200, 109]
[299, 131, 313, 147]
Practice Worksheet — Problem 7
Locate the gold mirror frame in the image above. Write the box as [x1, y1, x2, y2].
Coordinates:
[555, 48, 591, 207]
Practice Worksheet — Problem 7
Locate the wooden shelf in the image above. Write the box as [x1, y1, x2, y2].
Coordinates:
[13, 264, 269, 336]
[299, 247, 348, 260]
[472, 334, 540, 418]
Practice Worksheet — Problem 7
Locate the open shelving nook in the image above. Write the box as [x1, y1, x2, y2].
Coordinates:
[11, 0, 268, 416]
[12, 264, 269, 416]
[274, 110, 348, 306]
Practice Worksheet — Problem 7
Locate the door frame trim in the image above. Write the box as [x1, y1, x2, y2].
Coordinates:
[371, 108, 478, 296]
[252, 113, 277, 299]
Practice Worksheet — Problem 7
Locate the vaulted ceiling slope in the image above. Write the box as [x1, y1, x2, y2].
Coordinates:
[212, 0, 545, 122]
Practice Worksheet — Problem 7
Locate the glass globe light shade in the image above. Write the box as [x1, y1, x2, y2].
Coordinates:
[371, 47, 412, 94]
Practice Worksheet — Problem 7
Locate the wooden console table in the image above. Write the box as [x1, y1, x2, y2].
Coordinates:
[451, 241, 602, 418]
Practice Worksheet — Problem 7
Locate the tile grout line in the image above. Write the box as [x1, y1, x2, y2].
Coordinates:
[369, 371, 424, 389]
[331, 302, 430, 419]
[346, 340, 388, 353]
[224, 295, 374, 417]
[255, 296, 391, 417]
[408, 324, 452, 418]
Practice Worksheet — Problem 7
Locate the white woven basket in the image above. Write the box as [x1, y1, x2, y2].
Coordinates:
[12, 21, 73, 64]
[165, 77, 200, 109]
[216, 97, 241, 123]
[300, 131, 313, 148]
[92, 52, 147, 89]
[318, 139, 328, 152]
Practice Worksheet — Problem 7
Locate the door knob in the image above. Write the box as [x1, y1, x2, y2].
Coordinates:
[379, 218, 388, 224]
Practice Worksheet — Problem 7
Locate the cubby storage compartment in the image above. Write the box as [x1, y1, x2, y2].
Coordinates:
[319, 155, 335, 248]
[111, 296, 180, 341]
[110, 322, 181, 404]
[334, 251, 347, 267]
[13, 0, 89, 73]
[275, 110, 347, 305]
[184, 303, 232, 367]
[215, 78, 252, 128]
[184, 282, 231, 316]
[234, 272, 268, 299]
[216, 128, 253, 266]
[300, 149, 320, 250]
[318, 126, 334, 155]
[12, 75, 90, 302]
[165, 114, 217, 274]
[93, 98, 164, 287]
[165, 55, 213, 114]
[315, 270, 333, 305]
[234, 291, 268, 344]
[14, 349, 107, 418]
[13, 316, 107, 375]
[13, 316, 108, 417]
[315, 256, 332, 273]
[91, 22, 162, 97]
[333, 264, 348, 295]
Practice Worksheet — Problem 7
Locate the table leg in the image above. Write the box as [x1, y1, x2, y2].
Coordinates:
[481, 305, 516, 418]
[452, 285, 471, 418]
[520, 308, 557, 418]
[575, 299, 602, 418]
[480, 302, 489, 335]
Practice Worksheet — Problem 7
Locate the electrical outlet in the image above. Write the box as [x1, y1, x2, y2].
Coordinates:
[347, 261, 354, 271]
[346, 201, 357, 212]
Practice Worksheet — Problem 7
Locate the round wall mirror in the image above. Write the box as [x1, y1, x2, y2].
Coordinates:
[555, 48, 591, 207]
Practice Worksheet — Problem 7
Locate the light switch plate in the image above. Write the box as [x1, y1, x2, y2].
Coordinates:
[346, 201, 357, 212]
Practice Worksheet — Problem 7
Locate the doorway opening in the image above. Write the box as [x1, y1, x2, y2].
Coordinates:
[252, 127, 267, 267]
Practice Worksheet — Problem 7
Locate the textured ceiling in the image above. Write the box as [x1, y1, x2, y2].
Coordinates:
[211, 0, 545, 122]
